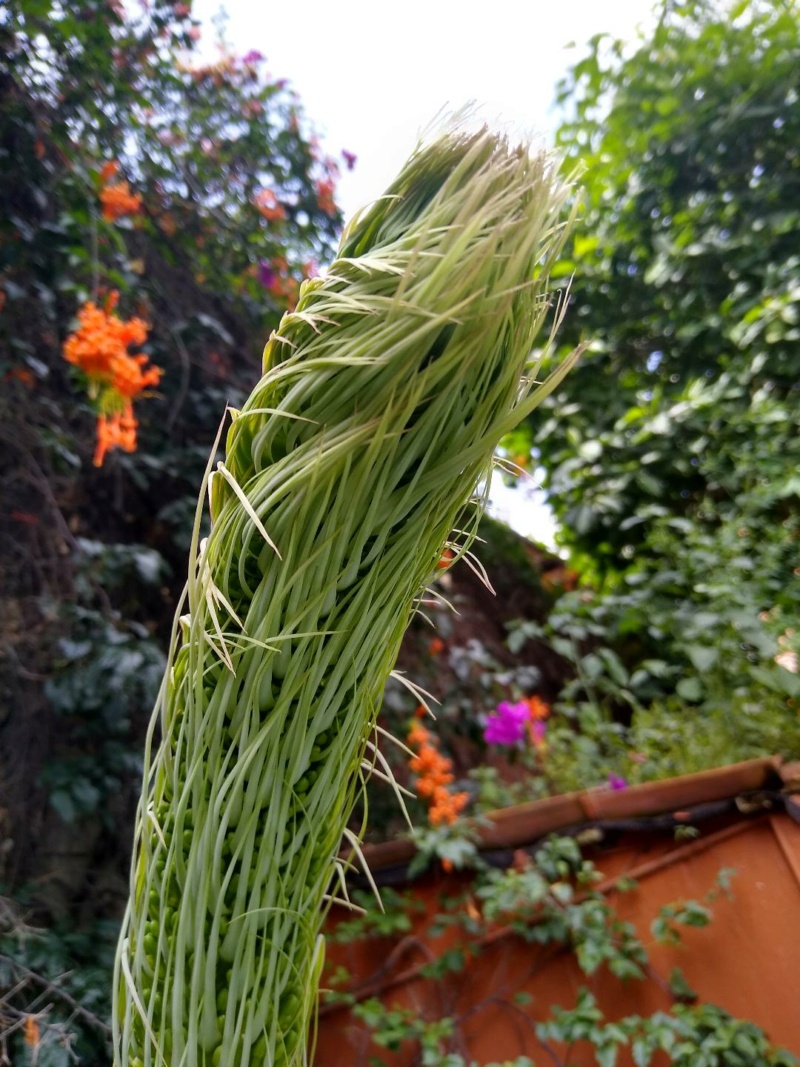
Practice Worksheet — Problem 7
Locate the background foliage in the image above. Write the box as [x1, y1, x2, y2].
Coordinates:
[509, 0, 800, 790]
[0, 0, 798, 1063]
[1, 0, 343, 1058]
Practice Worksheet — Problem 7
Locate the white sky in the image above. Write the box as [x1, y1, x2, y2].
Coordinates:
[194, 0, 655, 547]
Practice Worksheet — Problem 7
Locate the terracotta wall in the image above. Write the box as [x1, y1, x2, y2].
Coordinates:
[314, 811, 800, 1066]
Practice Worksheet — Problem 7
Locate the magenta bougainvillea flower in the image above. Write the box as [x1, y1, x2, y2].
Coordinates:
[483, 700, 529, 745]
[257, 260, 275, 288]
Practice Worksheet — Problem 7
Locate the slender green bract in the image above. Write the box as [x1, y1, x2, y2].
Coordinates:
[114, 125, 578, 1067]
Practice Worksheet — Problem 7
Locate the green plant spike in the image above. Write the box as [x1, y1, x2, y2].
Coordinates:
[113, 121, 580, 1067]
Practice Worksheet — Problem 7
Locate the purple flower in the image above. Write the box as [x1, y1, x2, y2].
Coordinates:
[608, 773, 628, 791]
[483, 701, 529, 746]
[242, 50, 265, 65]
[257, 259, 275, 288]
[342, 149, 357, 172]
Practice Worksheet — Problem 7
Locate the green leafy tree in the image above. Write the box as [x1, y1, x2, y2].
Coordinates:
[512, 0, 800, 778]
[539, 0, 800, 567]
[0, 3, 344, 1057]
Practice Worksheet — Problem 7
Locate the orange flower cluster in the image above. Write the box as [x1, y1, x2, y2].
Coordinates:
[254, 188, 286, 222]
[176, 54, 235, 85]
[63, 292, 161, 466]
[261, 255, 299, 310]
[98, 159, 142, 221]
[541, 565, 579, 593]
[4, 367, 34, 388]
[24, 1015, 40, 1050]
[524, 696, 550, 752]
[100, 160, 120, 183]
[428, 636, 445, 657]
[100, 181, 142, 222]
[94, 410, 138, 466]
[407, 713, 469, 827]
[525, 695, 550, 721]
[436, 547, 456, 570]
[315, 177, 337, 216]
[63, 293, 148, 382]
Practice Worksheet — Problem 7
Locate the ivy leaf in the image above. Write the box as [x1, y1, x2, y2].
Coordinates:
[685, 646, 719, 672]
[676, 677, 703, 702]
[596, 1043, 620, 1067]
[668, 967, 698, 1003]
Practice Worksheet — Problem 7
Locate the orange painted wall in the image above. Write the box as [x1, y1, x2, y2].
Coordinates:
[314, 813, 800, 1066]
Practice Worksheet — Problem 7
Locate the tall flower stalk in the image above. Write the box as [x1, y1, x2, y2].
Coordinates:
[114, 123, 579, 1067]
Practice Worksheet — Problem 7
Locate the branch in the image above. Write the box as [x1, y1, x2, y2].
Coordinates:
[0, 954, 111, 1037]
